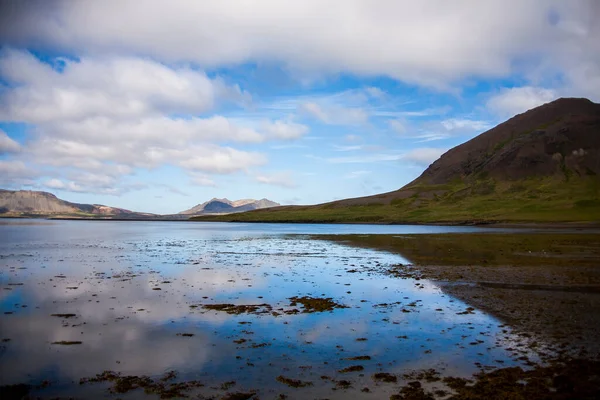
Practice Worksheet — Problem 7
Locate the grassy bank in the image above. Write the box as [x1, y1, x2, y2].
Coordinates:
[193, 177, 600, 224]
[314, 232, 600, 269]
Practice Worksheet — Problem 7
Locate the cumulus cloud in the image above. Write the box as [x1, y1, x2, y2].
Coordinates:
[42, 175, 146, 195]
[47, 116, 266, 145]
[403, 148, 447, 166]
[254, 172, 296, 188]
[4, 1, 599, 89]
[0, 129, 21, 154]
[43, 178, 84, 192]
[0, 160, 38, 187]
[177, 146, 266, 174]
[0, 50, 309, 193]
[486, 86, 559, 117]
[0, 49, 248, 123]
[0, 160, 34, 177]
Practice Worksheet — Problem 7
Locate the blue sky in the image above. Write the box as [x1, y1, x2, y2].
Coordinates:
[0, 1, 599, 214]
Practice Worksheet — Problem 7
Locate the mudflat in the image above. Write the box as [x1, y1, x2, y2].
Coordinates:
[316, 232, 600, 398]
[2, 221, 599, 399]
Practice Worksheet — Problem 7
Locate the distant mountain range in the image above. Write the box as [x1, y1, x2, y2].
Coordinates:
[0, 189, 153, 218]
[197, 97, 600, 224]
[178, 198, 280, 215]
[0, 189, 280, 219]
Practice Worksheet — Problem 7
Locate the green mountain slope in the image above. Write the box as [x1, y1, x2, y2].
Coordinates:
[193, 98, 600, 224]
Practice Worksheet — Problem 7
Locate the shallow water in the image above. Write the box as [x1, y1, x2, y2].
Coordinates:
[0, 221, 536, 398]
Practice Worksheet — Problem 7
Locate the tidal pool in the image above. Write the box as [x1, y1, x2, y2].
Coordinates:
[0, 221, 538, 398]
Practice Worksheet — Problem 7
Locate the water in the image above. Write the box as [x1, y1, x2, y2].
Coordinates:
[0, 220, 534, 398]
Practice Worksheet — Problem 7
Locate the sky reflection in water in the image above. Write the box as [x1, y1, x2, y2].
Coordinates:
[0, 221, 532, 398]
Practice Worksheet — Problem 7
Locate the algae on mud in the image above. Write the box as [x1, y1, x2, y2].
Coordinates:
[276, 375, 313, 388]
[200, 303, 273, 315]
[389, 358, 600, 400]
[79, 370, 205, 398]
[288, 296, 348, 313]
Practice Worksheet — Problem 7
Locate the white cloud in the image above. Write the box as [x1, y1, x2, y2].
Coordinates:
[43, 178, 84, 192]
[328, 147, 447, 165]
[178, 146, 266, 174]
[344, 170, 370, 179]
[390, 117, 491, 142]
[413, 133, 452, 143]
[440, 118, 491, 132]
[156, 184, 190, 196]
[254, 172, 296, 188]
[5, 1, 598, 89]
[364, 87, 386, 99]
[327, 153, 404, 164]
[42, 175, 146, 195]
[189, 174, 217, 187]
[49, 116, 266, 145]
[261, 120, 308, 140]
[300, 102, 368, 125]
[389, 119, 407, 134]
[0, 50, 311, 193]
[0, 49, 248, 123]
[0, 160, 38, 187]
[376, 107, 452, 119]
[0, 160, 34, 178]
[403, 147, 447, 166]
[332, 145, 362, 152]
[486, 86, 558, 117]
[270, 143, 308, 150]
[0, 129, 21, 154]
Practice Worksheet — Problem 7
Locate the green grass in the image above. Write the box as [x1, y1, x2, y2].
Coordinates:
[313, 233, 600, 267]
[193, 176, 600, 224]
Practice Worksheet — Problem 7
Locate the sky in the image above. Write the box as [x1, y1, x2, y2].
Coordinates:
[0, 1, 599, 214]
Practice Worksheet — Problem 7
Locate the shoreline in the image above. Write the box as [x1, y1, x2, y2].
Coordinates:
[2, 215, 600, 230]
[315, 233, 600, 356]
[2, 228, 600, 398]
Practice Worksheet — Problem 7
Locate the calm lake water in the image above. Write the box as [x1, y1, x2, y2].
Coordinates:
[0, 220, 536, 398]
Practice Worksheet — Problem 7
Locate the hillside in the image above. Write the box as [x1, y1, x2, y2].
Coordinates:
[179, 198, 280, 215]
[194, 98, 600, 224]
[0, 190, 152, 218]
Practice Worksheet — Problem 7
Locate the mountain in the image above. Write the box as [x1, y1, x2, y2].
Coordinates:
[0, 190, 152, 218]
[409, 97, 599, 185]
[195, 98, 600, 224]
[179, 198, 280, 215]
[0, 190, 280, 219]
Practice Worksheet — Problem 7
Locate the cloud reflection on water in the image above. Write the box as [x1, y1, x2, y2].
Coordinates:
[0, 221, 532, 397]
